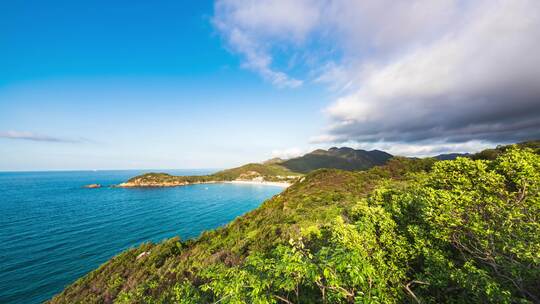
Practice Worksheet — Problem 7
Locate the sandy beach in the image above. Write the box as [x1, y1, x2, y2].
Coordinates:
[224, 180, 291, 187]
[117, 179, 292, 188]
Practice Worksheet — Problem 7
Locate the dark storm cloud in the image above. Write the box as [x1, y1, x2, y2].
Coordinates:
[215, 0, 540, 150]
[322, 0, 540, 145]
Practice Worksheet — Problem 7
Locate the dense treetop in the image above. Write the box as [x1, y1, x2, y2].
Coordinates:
[281, 147, 393, 174]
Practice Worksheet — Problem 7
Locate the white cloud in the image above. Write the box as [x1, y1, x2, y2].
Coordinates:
[272, 140, 492, 159]
[215, 0, 321, 40]
[325, 0, 540, 144]
[309, 134, 339, 144]
[340, 140, 494, 157]
[213, 0, 319, 88]
[0, 131, 81, 143]
[214, 0, 540, 152]
[271, 147, 307, 159]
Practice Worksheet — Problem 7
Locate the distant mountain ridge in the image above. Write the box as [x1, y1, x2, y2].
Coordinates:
[116, 141, 540, 188]
[118, 147, 394, 187]
[433, 153, 472, 160]
[433, 140, 540, 161]
[118, 163, 302, 187]
[279, 147, 393, 173]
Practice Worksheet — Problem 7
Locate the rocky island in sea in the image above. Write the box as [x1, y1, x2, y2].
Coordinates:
[83, 183, 102, 188]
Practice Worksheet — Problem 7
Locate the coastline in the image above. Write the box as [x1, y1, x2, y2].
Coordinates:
[117, 179, 291, 188]
[224, 180, 290, 187]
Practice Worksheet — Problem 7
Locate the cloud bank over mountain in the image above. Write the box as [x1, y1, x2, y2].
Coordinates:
[214, 0, 540, 151]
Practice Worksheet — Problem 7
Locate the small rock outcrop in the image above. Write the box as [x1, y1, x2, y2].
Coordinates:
[83, 184, 101, 189]
[136, 251, 150, 260]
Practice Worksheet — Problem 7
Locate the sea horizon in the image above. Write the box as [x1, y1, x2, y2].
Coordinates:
[0, 168, 223, 173]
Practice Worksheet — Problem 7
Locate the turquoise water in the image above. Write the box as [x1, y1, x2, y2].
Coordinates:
[0, 170, 283, 303]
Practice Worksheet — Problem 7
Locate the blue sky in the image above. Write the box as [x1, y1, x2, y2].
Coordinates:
[1, 0, 539, 170]
[0, 1, 328, 170]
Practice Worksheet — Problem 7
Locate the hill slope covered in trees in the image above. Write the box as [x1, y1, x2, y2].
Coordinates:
[281, 147, 393, 173]
[119, 163, 302, 187]
[50, 144, 540, 303]
[119, 147, 393, 187]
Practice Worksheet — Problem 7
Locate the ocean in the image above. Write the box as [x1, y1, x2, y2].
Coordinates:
[0, 170, 283, 303]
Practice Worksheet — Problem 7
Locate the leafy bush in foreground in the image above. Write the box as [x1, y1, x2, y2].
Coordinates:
[198, 148, 540, 303]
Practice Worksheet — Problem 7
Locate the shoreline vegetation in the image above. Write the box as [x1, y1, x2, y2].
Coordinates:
[52, 141, 540, 303]
[224, 180, 291, 187]
[114, 147, 394, 189]
[117, 179, 292, 188]
[115, 163, 302, 188]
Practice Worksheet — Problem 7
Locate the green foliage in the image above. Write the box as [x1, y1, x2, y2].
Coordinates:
[282, 147, 392, 173]
[49, 146, 540, 304]
[172, 281, 203, 304]
[212, 163, 303, 182]
[125, 163, 302, 186]
[128, 145, 397, 186]
[372, 147, 540, 303]
[471, 140, 540, 160]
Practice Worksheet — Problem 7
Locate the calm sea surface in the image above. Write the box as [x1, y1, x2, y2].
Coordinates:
[0, 170, 283, 303]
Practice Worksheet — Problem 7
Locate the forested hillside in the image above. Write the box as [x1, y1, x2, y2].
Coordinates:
[119, 147, 393, 187]
[50, 144, 540, 303]
[119, 163, 302, 187]
[281, 147, 393, 173]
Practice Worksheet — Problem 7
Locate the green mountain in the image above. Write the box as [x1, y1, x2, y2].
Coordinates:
[281, 147, 393, 173]
[49, 142, 540, 303]
[119, 147, 392, 187]
[471, 140, 540, 160]
[119, 163, 302, 187]
[433, 141, 540, 161]
[433, 152, 471, 160]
